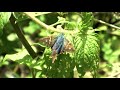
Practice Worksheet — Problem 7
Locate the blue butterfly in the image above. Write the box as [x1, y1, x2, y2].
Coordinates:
[39, 33, 75, 63]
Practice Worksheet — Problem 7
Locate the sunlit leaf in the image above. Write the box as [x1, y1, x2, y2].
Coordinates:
[73, 33, 100, 77]
[0, 12, 11, 37]
[79, 12, 94, 31]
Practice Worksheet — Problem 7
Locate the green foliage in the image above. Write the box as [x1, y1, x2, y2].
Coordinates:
[72, 12, 99, 77]
[102, 36, 120, 63]
[13, 12, 27, 22]
[73, 34, 99, 77]
[0, 27, 21, 55]
[37, 48, 75, 78]
[3, 48, 44, 70]
[0, 12, 11, 37]
[24, 21, 41, 34]
[36, 12, 99, 78]
[1, 12, 100, 78]
[80, 12, 94, 28]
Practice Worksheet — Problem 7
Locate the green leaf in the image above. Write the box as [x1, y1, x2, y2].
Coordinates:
[0, 31, 20, 55]
[79, 12, 94, 32]
[0, 29, 3, 37]
[38, 47, 75, 78]
[65, 22, 77, 30]
[23, 21, 41, 34]
[57, 16, 66, 22]
[0, 56, 9, 67]
[0, 12, 11, 37]
[73, 33, 100, 77]
[13, 12, 28, 22]
[3, 48, 29, 62]
[3, 48, 45, 70]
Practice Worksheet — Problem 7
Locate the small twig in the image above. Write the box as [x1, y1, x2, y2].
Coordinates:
[50, 21, 69, 27]
[13, 65, 19, 73]
[94, 18, 120, 30]
[33, 12, 52, 16]
[19, 64, 26, 78]
[24, 12, 52, 17]
[23, 12, 78, 34]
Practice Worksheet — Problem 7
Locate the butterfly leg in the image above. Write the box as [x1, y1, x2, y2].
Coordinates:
[51, 50, 57, 63]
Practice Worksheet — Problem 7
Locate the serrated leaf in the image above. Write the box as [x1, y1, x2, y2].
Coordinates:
[39, 47, 75, 78]
[73, 33, 100, 77]
[80, 12, 94, 31]
[0, 12, 11, 37]
[65, 22, 77, 30]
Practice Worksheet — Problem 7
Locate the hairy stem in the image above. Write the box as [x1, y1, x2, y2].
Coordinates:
[23, 12, 78, 34]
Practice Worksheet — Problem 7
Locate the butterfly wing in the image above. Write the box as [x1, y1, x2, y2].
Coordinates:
[38, 36, 57, 47]
[62, 38, 75, 53]
[51, 38, 75, 63]
[38, 33, 75, 63]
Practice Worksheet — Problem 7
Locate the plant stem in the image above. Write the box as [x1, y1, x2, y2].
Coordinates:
[94, 18, 120, 30]
[23, 12, 78, 34]
[9, 13, 37, 78]
[26, 12, 52, 17]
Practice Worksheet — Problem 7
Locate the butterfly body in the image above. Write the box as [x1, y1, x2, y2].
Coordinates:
[52, 33, 64, 54]
[39, 33, 75, 63]
[51, 33, 65, 63]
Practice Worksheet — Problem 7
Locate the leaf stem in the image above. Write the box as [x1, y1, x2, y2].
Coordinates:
[23, 12, 78, 34]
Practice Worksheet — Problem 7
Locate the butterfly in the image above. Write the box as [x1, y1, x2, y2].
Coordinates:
[38, 33, 75, 63]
